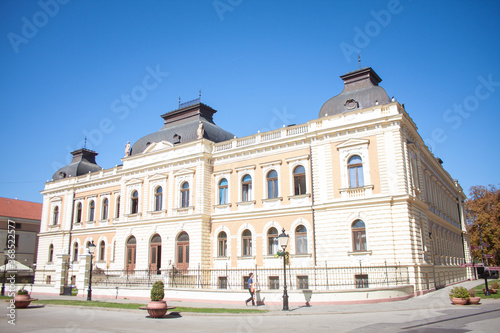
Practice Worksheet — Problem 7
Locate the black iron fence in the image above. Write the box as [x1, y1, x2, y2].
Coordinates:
[90, 263, 409, 291]
[0, 270, 36, 284]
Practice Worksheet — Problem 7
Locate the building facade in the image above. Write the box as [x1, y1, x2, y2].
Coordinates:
[0, 197, 42, 270]
[35, 67, 471, 297]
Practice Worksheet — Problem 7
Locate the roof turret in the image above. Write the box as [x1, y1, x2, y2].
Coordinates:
[52, 148, 102, 181]
[319, 67, 390, 117]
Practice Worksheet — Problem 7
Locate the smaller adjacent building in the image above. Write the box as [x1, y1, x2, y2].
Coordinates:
[0, 197, 42, 268]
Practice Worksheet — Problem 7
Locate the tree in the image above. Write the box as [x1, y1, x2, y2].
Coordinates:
[465, 185, 500, 266]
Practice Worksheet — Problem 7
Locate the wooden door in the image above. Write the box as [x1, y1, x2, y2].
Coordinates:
[126, 236, 136, 272]
[150, 244, 161, 274]
[176, 232, 189, 270]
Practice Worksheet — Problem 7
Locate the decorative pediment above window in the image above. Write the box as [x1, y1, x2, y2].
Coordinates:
[213, 169, 233, 177]
[149, 173, 168, 181]
[259, 160, 282, 168]
[336, 138, 370, 149]
[142, 140, 174, 154]
[125, 178, 144, 186]
[173, 168, 195, 176]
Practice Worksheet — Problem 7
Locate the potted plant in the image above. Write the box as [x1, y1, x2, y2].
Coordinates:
[449, 286, 469, 305]
[468, 289, 481, 305]
[14, 287, 35, 308]
[490, 282, 498, 294]
[146, 281, 168, 318]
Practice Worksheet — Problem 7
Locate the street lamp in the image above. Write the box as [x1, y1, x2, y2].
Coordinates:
[1, 248, 8, 296]
[87, 241, 96, 301]
[477, 225, 490, 296]
[278, 229, 289, 311]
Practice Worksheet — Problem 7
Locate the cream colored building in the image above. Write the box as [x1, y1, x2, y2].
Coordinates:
[35, 67, 471, 298]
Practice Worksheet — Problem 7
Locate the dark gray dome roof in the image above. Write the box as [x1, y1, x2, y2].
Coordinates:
[131, 101, 234, 156]
[319, 67, 390, 117]
[52, 149, 102, 181]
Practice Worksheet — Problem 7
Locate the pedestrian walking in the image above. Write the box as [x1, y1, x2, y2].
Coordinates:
[245, 272, 255, 306]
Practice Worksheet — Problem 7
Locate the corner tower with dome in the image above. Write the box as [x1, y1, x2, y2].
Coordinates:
[35, 68, 471, 303]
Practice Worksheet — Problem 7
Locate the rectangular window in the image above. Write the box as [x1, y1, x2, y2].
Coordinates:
[218, 276, 228, 289]
[268, 236, 278, 255]
[243, 238, 252, 256]
[242, 184, 249, 201]
[243, 276, 250, 290]
[218, 239, 227, 257]
[178, 245, 183, 263]
[297, 276, 309, 289]
[355, 274, 369, 288]
[269, 276, 280, 290]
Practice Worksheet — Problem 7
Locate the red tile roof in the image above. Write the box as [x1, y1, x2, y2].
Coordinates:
[0, 197, 42, 221]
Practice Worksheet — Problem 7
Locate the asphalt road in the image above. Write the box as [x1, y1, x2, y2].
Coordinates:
[2, 300, 499, 332]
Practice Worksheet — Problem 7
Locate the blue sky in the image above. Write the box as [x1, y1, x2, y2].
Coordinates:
[1, 0, 499, 203]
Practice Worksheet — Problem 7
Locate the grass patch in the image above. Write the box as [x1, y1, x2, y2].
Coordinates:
[29, 299, 267, 314]
[472, 279, 500, 299]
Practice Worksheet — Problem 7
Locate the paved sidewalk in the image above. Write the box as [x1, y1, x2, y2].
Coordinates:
[29, 279, 493, 315]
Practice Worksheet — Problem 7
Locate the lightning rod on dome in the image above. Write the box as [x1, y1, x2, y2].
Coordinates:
[358, 51, 361, 69]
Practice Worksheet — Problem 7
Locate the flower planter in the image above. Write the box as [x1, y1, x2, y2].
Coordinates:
[450, 297, 468, 305]
[146, 300, 168, 318]
[468, 297, 481, 305]
[14, 294, 35, 308]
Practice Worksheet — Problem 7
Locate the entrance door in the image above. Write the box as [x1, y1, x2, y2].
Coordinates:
[126, 236, 136, 272]
[176, 232, 189, 270]
[149, 234, 162, 274]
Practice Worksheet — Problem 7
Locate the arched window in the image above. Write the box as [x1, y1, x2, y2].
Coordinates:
[267, 227, 279, 255]
[241, 174, 252, 202]
[89, 200, 95, 221]
[76, 202, 82, 223]
[155, 187, 163, 211]
[53, 206, 59, 225]
[181, 182, 189, 208]
[295, 225, 308, 254]
[242, 229, 252, 256]
[48, 244, 54, 263]
[219, 178, 228, 205]
[115, 196, 120, 218]
[131, 191, 139, 214]
[352, 220, 367, 251]
[348, 155, 364, 188]
[293, 165, 306, 195]
[99, 240, 105, 261]
[73, 243, 79, 262]
[218, 231, 227, 257]
[267, 170, 278, 199]
[101, 198, 109, 220]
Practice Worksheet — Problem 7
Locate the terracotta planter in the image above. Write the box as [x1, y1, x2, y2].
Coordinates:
[450, 297, 468, 305]
[468, 297, 481, 304]
[147, 300, 168, 318]
[14, 294, 33, 308]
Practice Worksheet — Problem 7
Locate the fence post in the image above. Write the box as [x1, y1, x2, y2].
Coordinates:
[325, 261, 329, 290]
[385, 260, 389, 286]
[198, 263, 201, 289]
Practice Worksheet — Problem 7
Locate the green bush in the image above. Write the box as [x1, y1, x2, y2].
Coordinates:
[17, 288, 28, 295]
[468, 289, 476, 297]
[150, 281, 165, 301]
[449, 286, 469, 299]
